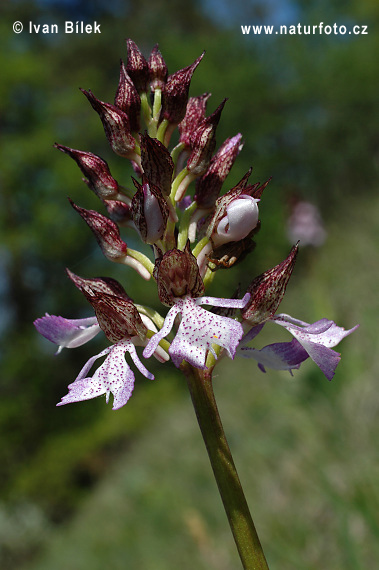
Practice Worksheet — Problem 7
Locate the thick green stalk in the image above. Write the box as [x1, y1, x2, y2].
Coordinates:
[182, 364, 270, 570]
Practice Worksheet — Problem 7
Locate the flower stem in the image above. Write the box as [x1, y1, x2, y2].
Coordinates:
[182, 364, 270, 570]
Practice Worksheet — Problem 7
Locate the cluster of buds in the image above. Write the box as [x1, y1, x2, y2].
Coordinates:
[34, 40, 358, 410]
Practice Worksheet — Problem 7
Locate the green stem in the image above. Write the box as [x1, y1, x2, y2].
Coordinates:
[182, 364, 270, 570]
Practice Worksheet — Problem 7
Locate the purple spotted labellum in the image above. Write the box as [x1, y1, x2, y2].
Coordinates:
[144, 293, 250, 369]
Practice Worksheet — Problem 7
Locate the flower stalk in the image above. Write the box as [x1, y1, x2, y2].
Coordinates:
[183, 363, 270, 570]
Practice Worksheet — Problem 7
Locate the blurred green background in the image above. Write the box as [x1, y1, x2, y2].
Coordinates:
[0, 0, 378, 568]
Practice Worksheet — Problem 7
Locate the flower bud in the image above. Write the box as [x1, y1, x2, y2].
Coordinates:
[155, 241, 205, 306]
[160, 52, 204, 125]
[186, 99, 227, 176]
[131, 177, 169, 244]
[70, 200, 128, 261]
[178, 93, 211, 147]
[114, 60, 141, 132]
[104, 199, 133, 226]
[125, 39, 149, 93]
[54, 144, 120, 200]
[206, 169, 256, 239]
[241, 244, 299, 326]
[80, 89, 137, 158]
[140, 133, 174, 196]
[195, 134, 243, 209]
[211, 195, 259, 247]
[148, 44, 168, 91]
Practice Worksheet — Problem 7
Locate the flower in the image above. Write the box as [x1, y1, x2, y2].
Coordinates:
[143, 293, 250, 369]
[34, 274, 169, 409]
[239, 314, 359, 380]
[143, 241, 250, 369]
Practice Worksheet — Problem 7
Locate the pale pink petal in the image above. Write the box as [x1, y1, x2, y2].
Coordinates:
[34, 314, 100, 353]
[142, 304, 180, 359]
[169, 297, 244, 368]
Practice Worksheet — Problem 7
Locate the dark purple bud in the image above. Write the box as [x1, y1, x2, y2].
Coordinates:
[155, 241, 205, 306]
[148, 44, 168, 91]
[161, 52, 205, 125]
[178, 93, 211, 147]
[140, 133, 174, 196]
[126, 39, 149, 93]
[80, 89, 136, 158]
[186, 99, 227, 176]
[195, 134, 243, 209]
[114, 60, 141, 132]
[54, 144, 120, 200]
[242, 244, 299, 326]
[104, 199, 133, 225]
[131, 177, 169, 244]
[70, 200, 128, 261]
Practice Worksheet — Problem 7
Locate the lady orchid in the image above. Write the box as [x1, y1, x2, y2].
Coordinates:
[34, 39, 358, 570]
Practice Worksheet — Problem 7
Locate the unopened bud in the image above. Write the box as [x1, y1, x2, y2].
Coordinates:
[80, 89, 137, 158]
[70, 200, 128, 261]
[242, 244, 299, 326]
[160, 52, 204, 125]
[126, 39, 149, 93]
[206, 169, 254, 239]
[114, 60, 141, 132]
[140, 133, 174, 196]
[104, 199, 133, 226]
[131, 177, 169, 244]
[195, 134, 243, 209]
[148, 44, 168, 91]
[212, 195, 259, 247]
[155, 241, 205, 306]
[186, 99, 226, 176]
[178, 93, 211, 147]
[54, 144, 119, 200]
